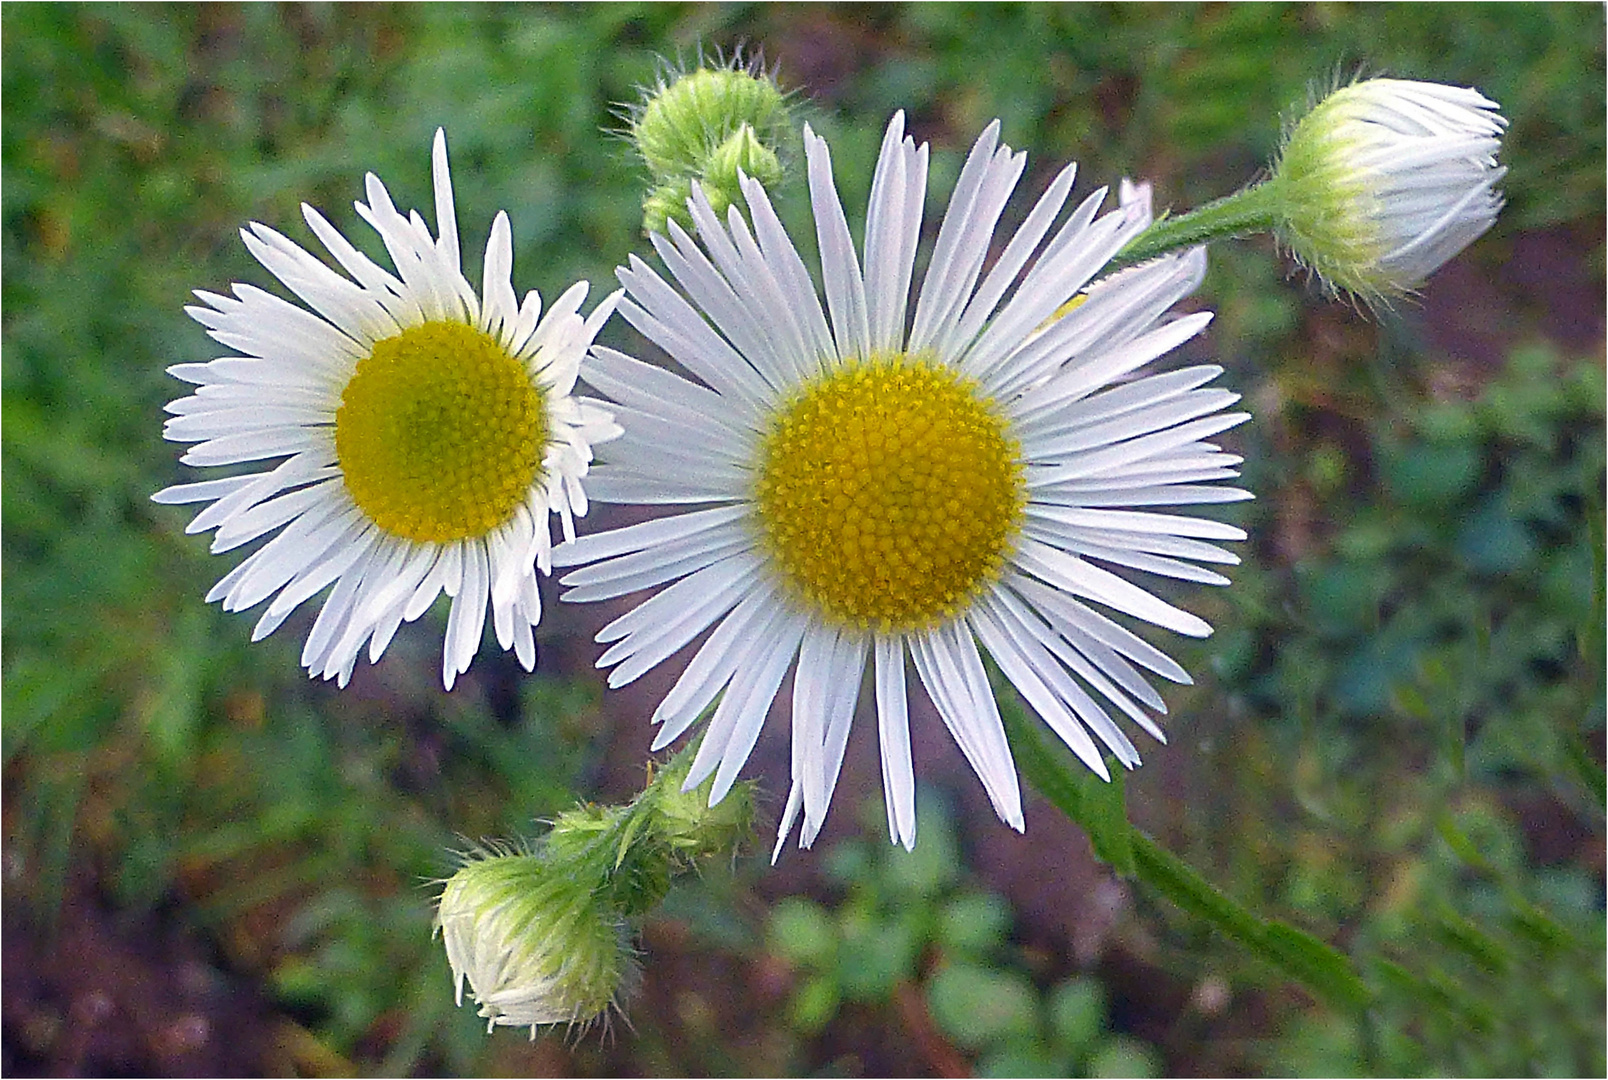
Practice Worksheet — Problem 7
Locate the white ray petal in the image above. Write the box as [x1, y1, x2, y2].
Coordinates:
[874, 634, 916, 849]
[650, 583, 786, 749]
[443, 539, 489, 691]
[805, 123, 871, 361]
[912, 624, 1024, 830]
[706, 610, 809, 805]
[1014, 536, 1213, 638]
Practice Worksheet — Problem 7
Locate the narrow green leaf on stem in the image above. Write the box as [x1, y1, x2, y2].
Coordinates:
[1125, 831, 1262, 940]
[1505, 898, 1574, 958]
[1562, 732, 1606, 809]
[1129, 827, 1372, 1012]
[1370, 957, 1496, 1034]
[1001, 689, 1372, 1013]
[1435, 811, 1499, 875]
[1257, 921, 1374, 1013]
[1436, 810, 1580, 958]
[1579, 456, 1606, 672]
[1430, 905, 1514, 976]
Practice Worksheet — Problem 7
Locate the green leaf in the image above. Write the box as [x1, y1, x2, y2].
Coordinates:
[1370, 958, 1496, 1035]
[979, 1042, 1066, 1079]
[1434, 812, 1499, 875]
[789, 973, 841, 1034]
[17, 764, 89, 927]
[926, 962, 1040, 1050]
[821, 837, 873, 887]
[1429, 907, 1513, 976]
[1258, 922, 1372, 1012]
[1505, 897, 1574, 957]
[1047, 977, 1107, 1056]
[1582, 484, 1607, 671]
[881, 792, 961, 898]
[837, 908, 922, 1001]
[1561, 732, 1606, 809]
[1008, 669, 1371, 1014]
[936, 891, 1013, 954]
[1086, 1036, 1162, 1078]
[1081, 768, 1134, 873]
[1128, 832, 1268, 945]
[767, 897, 837, 970]
[1130, 833, 1372, 1013]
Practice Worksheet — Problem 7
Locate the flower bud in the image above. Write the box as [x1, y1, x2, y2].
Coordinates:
[703, 124, 784, 200]
[641, 175, 695, 238]
[632, 64, 786, 179]
[627, 57, 789, 235]
[436, 850, 636, 1035]
[435, 750, 757, 1038]
[1272, 77, 1507, 299]
[647, 752, 757, 865]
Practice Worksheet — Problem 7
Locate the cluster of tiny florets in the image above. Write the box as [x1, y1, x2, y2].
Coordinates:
[753, 355, 1026, 633]
[336, 320, 547, 542]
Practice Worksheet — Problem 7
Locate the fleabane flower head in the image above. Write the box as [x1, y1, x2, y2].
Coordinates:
[1273, 77, 1507, 299]
[154, 130, 622, 690]
[437, 848, 636, 1035]
[553, 113, 1252, 857]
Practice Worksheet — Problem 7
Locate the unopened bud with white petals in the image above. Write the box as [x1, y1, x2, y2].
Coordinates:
[1272, 77, 1507, 299]
[436, 850, 635, 1036]
[434, 750, 756, 1040]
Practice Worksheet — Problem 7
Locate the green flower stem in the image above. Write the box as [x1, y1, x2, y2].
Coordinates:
[1107, 179, 1286, 272]
[998, 693, 1372, 1014]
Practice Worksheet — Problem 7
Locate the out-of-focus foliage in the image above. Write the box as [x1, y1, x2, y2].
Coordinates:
[4, 3, 1601, 1076]
[766, 789, 1164, 1078]
[1179, 342, 1607, 1076]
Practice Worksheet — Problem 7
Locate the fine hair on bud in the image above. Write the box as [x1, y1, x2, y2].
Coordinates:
[1270, 72, 1507, 302]
[436, 846, 640, 1037]
[434, 749, 757, 1040]
[617, 44, 795, 235]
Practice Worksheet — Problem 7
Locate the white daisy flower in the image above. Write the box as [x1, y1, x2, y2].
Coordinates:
[154, 130, 622, 690]
[1275, 77, 1507, 298]
[553, 114, 1251, 855]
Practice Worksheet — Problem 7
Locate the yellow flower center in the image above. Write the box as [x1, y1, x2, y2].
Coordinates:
[335, 320, 547, 542]
[753, 353, 1026, 633]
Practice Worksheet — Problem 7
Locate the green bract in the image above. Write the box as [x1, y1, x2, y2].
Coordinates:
[633, 65, 786, 178]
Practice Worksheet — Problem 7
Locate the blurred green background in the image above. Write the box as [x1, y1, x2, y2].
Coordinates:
[3, 3, 1602, 1076]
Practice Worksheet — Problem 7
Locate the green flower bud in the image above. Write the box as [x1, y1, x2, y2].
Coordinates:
[632, 64, 787, 180]
[703, 124, 784, 198]
[435, 749, 758, 1039]
[1271, 77, 1507, 299]
[626, 55, 790, 236]
[436, 849, 636, 1035]
[641, 175, 695, 237]
[644, 751, 757, 866]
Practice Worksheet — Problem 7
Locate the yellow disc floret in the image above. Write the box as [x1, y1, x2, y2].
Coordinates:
[336, 320, 547, 542]
[753, 353, 1026, 633]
